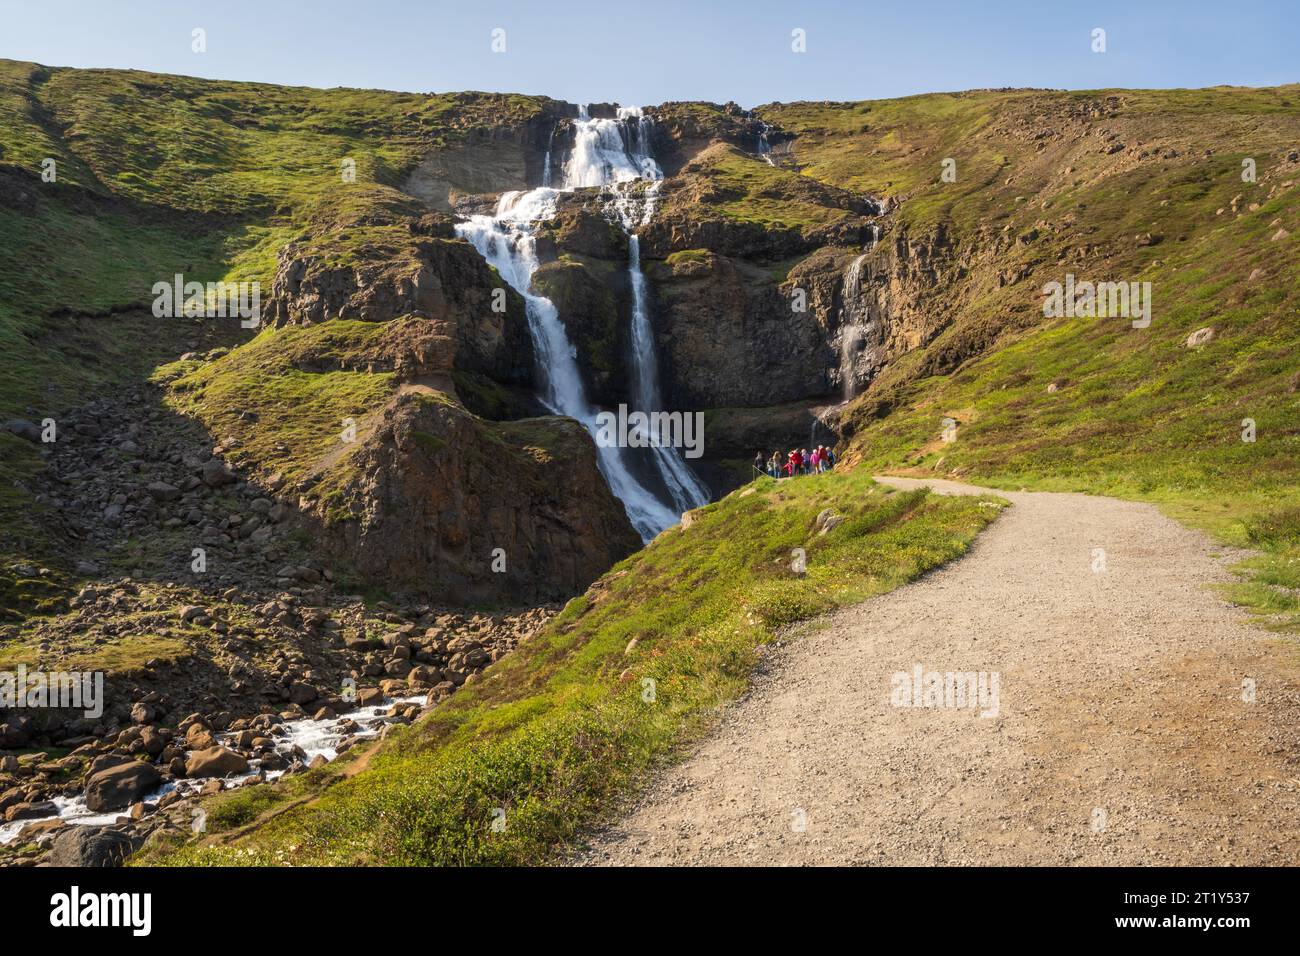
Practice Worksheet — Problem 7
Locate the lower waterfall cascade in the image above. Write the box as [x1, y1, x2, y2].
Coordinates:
[455, 105, 710, 540]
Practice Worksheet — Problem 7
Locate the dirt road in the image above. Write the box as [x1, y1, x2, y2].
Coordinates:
[576, 478, 1300, 865]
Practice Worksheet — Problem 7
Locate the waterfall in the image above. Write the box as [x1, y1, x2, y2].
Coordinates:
[756, 121, 776, 166]
[454, 104, 707, 540]
[839, 253, 871, 401]
[541, 124, 556, 188]
[836, 215, 887, 402]
[590, 108, 709, 514]
[563, 105, 662, 187]
[626, 228, 712, 512]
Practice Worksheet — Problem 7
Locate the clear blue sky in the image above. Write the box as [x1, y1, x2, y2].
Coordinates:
[2, 0, 1297, 107]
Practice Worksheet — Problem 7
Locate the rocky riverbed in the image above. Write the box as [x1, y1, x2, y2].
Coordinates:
[1, 360, 557, 866]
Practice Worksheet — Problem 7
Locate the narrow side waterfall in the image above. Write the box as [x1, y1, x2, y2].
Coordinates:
[594, 109, 710, 515]
[839, 253, 872, 401]
[541, 124, 556, 188]
[626, 228, 712, 512]
[455, 104, 708, 540]
[836, 217, 887, 402]
[756, 121, 776, 166]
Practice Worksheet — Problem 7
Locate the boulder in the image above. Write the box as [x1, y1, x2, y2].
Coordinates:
[1185, 327, 1216, 347]
[407, 665, 442, 688]
[184, 747, 250, 778]
[819, 514, 846, 535]
[146, 481, 181, 502]
[48, 826, 142, 867]
[2, 419, 41, 443]
[814, 509, 846, 534]
[84, 760, 162, 812]
[185, 725, 217, 750]
[87, 753, 136, 778]
[287, 681, 318, 705]
[3, 800, 58, 822]
[0, 721, 32, 749]
[139, 727, 165, 756]
[356, 686, 385, 707]
[202, 458, 237, 486]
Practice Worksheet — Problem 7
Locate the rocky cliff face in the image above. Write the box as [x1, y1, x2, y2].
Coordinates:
[265, 198, 535, 387]
[226, 179, 643, 603]
[317, 390, 640, 603]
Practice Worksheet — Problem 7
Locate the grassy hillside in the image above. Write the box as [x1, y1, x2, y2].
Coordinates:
[757, 87, 1300, 631]
[139, 471, 1000, 865]
[0, 59, 551, 573]
[5, 66, 1298, 861]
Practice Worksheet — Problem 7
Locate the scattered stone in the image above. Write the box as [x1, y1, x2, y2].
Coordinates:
[84, 760, 162, 812]
[185, 746, 250, 778]
[202, 458, 237, 487]
[146, 481, 181, 502]
[2, 419, 41, 443]
[3, 800, 58, 822]
[48, 826, 142, 867]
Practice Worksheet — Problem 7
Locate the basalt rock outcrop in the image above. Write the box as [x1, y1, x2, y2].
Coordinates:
[245, 182, 641, 601]
[315, 389, 640, 604]
[265, 193, 534, 387]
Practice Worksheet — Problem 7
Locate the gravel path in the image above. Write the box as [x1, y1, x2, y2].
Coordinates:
[576, 477, 1300, 865]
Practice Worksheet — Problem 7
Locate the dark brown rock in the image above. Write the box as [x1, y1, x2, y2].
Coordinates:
[84, 761, 162, 812]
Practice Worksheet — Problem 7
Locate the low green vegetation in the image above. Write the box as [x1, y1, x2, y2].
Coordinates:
[0, 631, 190, 674]
[140, 471, 1000, 865]
[663, 248, 712, 267]
[841, 172, 1300, 629]
[204, 784, 293, 832]
[746, 86, 1300, 633]
[0, 58, 551, 571]
[674, 144, 858, 232]
[156, 321, 400, 489]
[702, 146, 855, 230]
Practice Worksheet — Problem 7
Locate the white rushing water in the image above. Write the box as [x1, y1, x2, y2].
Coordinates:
[455, 104, 708, 538]
[839, 253, 872, 401]
[756, 121, 777, 166]
[0, 695, 425, 845]
[837, 219, 887, 402]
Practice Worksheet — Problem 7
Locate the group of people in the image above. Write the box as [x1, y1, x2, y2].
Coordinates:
[754, 445, 837, 479]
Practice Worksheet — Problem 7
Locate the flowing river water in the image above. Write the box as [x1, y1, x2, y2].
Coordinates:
[0, 694, 425, 845]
